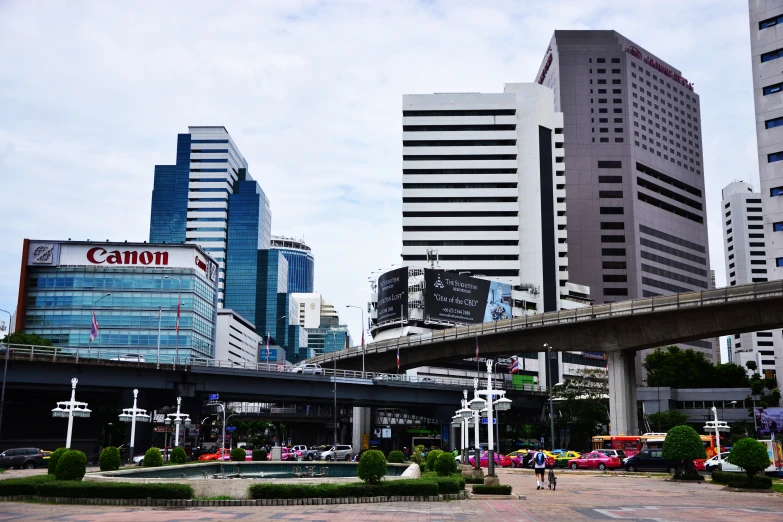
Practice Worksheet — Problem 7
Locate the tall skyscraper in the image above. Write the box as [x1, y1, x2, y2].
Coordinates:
[535, 30, 712, 366]
[401, 83, 586, 315]
[270, 236, 315, 293]
[721, 181, 779, 375]
[149, 126, 271, 306]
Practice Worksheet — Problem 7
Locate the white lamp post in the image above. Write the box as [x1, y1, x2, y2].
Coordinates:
[51, 378, 92, 449]
[704, 406, 730, 465]
[457, 390, 472, 463]
[164, 397, 192, 448]
[470, 359, 512, 478]
[468, 377, 486, 472]
[119, 388, 150, 464]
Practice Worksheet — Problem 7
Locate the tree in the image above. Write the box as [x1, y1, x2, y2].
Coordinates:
[357, 450, 387, 484]
[746, 361, 757, 372]
[55, 450, 87, 481]
[748, 373, 781, 409]
[727, 438, 770, 481]
[1, 331, 53, 346]
[552, 368, 609, 448]
[661, 425, 706, 478]
[647, 410, 689, 432]
[644, 346, 749, 388]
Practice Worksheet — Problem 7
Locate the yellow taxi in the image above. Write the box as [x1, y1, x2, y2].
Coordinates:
[554, 451, 582, 468]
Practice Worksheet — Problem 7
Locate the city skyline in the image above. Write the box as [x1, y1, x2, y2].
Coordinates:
[0, 1, 759, 358]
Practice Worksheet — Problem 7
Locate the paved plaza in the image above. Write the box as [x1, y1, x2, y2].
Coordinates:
[0, 468, 781, 521]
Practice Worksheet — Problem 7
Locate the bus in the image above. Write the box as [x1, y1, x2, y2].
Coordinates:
[592, 433, 718, 458]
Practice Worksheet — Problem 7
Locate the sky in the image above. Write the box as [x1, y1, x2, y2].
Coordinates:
[0, 0, 756, 362]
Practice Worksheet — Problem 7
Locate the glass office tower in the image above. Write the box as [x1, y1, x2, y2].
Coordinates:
[270, 236, 315, 293]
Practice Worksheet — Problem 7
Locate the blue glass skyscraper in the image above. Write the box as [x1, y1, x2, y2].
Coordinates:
[270, 237, 315, 294]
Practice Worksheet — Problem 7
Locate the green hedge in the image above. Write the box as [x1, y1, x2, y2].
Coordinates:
[426, 450, 444, 471]
[464, 477, 484, 484]
[252, 449, 267, 462]
[99, 447, 121, 471]
[248, 479, 439, 499]
[170, 447, 187, 465]
[55, 450, 87, 481]
[48, 448, 68, 475]
[711, 470, 772, 489]
[420, 472, 465, 492]
[472, 484, 512, 495]
[0, 476, 193, 499]
[143, 447, 164, 468]
[230, 448, 246, 462]
[387, 450, 405, 464]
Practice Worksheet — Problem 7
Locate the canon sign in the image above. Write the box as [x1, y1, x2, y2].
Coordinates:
[86, 247, 169, 266]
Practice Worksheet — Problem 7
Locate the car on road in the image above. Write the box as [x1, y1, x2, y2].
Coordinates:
[316, 445, 353, 461]
[623, 449, 678, 473]
[456, 449, 480, 465]
[506, 449, 529, 467]
[704, 452, 737, 473]
[554, 451, 582, 468]
[290, 364, 324, 375]
[292, 445, 308, 454]
[0, 448, 44, 469]
[301, 445, 327, 461]
[567, 451, 622, 470]
[110, 353, 147, 363]
[197, 448, 231, 462]
[469, 451, 513, 468]
[595, 449, 627, 460]
[523, 450, 555, 468]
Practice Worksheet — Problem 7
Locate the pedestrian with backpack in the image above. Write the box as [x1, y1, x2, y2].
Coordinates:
[534, 450, 547, 490]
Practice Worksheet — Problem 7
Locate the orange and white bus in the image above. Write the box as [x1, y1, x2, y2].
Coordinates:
[592, 433, 718, 458]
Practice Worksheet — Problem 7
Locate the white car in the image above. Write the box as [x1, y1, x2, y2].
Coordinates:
[111, 353, 147, 363]
[704, 452, 742, 473]
[291, 364, 324, 375]
[133, 448, 170, 466]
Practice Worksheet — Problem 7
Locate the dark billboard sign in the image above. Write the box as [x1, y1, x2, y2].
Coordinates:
[424, 270, 512, 324]
[376, 267, 408, 323]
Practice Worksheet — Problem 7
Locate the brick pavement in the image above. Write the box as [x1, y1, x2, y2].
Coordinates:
[0, 468, 781, 521]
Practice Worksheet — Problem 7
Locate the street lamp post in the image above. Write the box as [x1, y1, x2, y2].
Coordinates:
[209, 400, 227, 458]
[470, 377, 482, 472]
[704, 406, 730, 465]
[468, 362, 512, 479]
[346, 305, 366, 378]
[543, 343, 555, 450]
[164, 397, 192, 448]
[0, 307, 12, 439]
[456, 390, 472, 464]
[119, 388, 150, 464]
[164, 276, 181, 368]
[51, 378, 92, 449]
[108, 422, 113, 447]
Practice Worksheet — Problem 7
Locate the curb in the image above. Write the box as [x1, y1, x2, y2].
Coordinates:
[468, 493, 522, 500]
[0, 492, 467, 506]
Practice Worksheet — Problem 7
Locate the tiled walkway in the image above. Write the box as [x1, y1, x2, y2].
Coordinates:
[1, 468, 781, 521]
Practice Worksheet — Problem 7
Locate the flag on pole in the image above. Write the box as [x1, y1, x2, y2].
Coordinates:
[266, 331, 271, 360]
[509, 357, 519, 374]
[396, 345, 400, 372]
[89, 311, 100, 343]
[475, 336, 479, 362]
[175, 298, 181, 333]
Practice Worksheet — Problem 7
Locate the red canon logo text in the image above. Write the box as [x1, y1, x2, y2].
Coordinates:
[194, 256, 207, 272]
[86, 247, 169, 266]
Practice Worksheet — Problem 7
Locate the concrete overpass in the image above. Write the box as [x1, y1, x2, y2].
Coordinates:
[308, 281, 783, 435]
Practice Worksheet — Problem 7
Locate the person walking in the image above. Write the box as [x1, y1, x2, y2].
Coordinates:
[534, 450, 547, 490]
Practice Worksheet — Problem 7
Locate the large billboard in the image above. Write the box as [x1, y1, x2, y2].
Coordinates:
[376, 267, 408, 323]
[423, 270, 512, 324]
[755, 407, 783, 437]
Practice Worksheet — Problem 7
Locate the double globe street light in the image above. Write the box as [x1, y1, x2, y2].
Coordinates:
[164, 396, 192, 448]
[453, 390, 473, 465]
[467, 360, 512, 478]
[119, 388, 150, 464]
[51, 378, 92, 449]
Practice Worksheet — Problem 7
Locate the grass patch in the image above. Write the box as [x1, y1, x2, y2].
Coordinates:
[772, 483, 783, 493]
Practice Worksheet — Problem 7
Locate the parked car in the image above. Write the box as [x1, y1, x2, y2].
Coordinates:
[456, 449, 480, 464]
[469, 451, 512, 468]
[0, 448, 44, 469]
[110, 353, 147, 363]
[595, 449, 627, 460]
[197, 448, 231, 462]
[568, 451, 622, 470]
[292, 445, 308, 454]
[506, 449, 528, 467]
[301, 445, 327, 461]
[316, 445, 353, 461]
[554, 451, 582, 468]
[704, 452, 735, 473]
[291, 364, 324, 375]
[623, 449, 677, 473]
[524, 450, 555, 468]
[41, 450, 53, 460]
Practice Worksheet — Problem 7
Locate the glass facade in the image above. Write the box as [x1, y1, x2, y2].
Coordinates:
[256, 250, 288, 347]
[149, 134, 191, 244]
[22, 266, 217, 361]
[271, 246, 315, 294]
[305, 326, 349, 355]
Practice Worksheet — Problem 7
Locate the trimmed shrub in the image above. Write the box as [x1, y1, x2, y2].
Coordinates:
[387, 450, 405, 464]
[464, 477, 484, 484]
[0, 475, 56, 495]
[661, 425, 706, 478]
[252, 449, 267, 461]
[434, 451, 457, 476]
[37, 481, 194, 499]
[230, 448, 246, 462]
[247, 479, 439, 499]
[472, 484, 512, 495]
[99, 446, 121, 471]
[170, 447, 187, 465]
[727, 438, 771, 481]
[55, 450, 87, 481]
[426, 449, 444, 471]
[143, 447, 164, 468]
[423, 476, 463, 494]
[711, 470, 772, 489]
[357, 449, 387, 485]
[48, 448, 68, 475]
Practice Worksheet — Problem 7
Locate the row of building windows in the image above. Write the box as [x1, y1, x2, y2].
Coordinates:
[402, 140, 516, 147]
[629, 60, 698, 101]
[402, 124, 516, 132]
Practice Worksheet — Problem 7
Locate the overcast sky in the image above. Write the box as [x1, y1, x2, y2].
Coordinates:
[0, 1, 754, 361]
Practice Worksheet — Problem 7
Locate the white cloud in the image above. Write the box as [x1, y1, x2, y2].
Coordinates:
[0, 0, 754, 346]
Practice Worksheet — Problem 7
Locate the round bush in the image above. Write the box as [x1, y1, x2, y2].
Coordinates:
[143, 447, 163, 468]
[727, 438, 771, 481]
[661, 425, 705, 477]
[357, 449, 387, 484]
[426, 449, 444, 471]
[252, 449, 267, 461]
[99, 446, 121, 471]
[170, 447, 187, 465]
[387, 450, 405, 464]
[48, 448, 68, 475]
[434, 451, 457, 476]
[230, 447, 246, 462]
[55, 450, 87, 481]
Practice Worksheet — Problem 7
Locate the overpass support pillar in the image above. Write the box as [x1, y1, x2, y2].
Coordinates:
[607, 351, 638, 436]
[352, 407, 371, 453]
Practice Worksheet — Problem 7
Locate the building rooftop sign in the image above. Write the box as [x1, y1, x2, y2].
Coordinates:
[625, 46, 693, 91]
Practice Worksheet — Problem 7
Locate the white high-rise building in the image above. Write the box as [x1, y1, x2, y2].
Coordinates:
[215, 309, 261, 365]
[750, 3, 783, 281]
[721, 181, 780, 375]
[401, 83, 587, 314]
